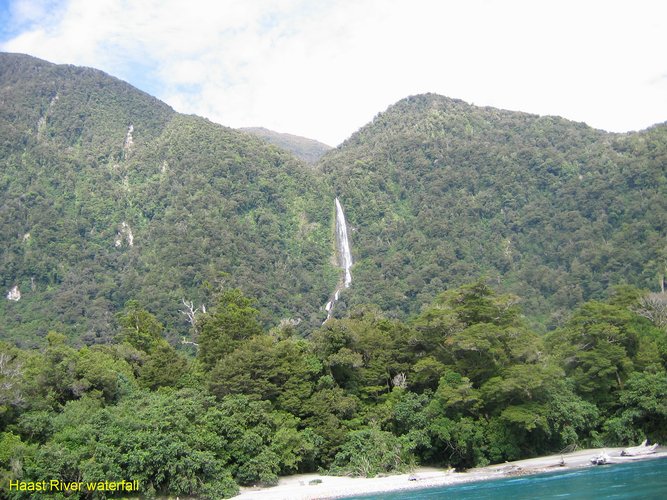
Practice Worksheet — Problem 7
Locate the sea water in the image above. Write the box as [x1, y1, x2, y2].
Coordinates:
[347, 457, 667, 499]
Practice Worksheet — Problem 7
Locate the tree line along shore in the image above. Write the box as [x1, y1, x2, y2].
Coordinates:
[1, 280, 666, 499]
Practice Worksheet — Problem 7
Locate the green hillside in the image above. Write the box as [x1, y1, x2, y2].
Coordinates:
[241, 127, 332, 163]
[320, 94, 667, 328]
[2, 55, 667, 343]
[0, 53, 335, 346]
[1, 54, 667, 500]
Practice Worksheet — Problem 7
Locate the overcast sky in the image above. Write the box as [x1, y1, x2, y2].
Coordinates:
[1, 0, 666, 146]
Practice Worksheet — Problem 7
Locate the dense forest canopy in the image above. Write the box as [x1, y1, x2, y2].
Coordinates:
[2, 53, 666, 343]
[0, 53, 335, 346]
[320, 94, 667, 328]
[0, 53, 666, 498]
[1, 283, 666, 499]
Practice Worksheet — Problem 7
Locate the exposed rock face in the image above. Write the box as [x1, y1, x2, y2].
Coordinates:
[123, 124, 134, 157]
[114, 222, 134, 247]
[6, 285, 21, 301]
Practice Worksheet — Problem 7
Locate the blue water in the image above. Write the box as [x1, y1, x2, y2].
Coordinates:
[346, 457, 667, 499]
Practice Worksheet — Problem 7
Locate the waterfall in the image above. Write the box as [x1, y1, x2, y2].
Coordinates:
[323, 197, 353, 322]
[335, 198, 353, 288]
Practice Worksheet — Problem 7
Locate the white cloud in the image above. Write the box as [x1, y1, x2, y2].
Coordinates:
[2, 0, 666, 145]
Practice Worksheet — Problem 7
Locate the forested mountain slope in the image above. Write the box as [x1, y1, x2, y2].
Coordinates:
[320, 94, 667, 328]
[0, 53, 334, 345]
[2, 54, 667, 345]
[241, 127, 332, 163]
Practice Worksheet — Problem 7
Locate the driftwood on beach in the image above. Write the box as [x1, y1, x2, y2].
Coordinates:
[621, 440, 659, 457]
[590, 451, 609, 465]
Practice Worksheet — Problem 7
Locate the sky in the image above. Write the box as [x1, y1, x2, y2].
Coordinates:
[1, 0, 666, 146]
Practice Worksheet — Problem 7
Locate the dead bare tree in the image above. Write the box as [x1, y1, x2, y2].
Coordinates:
[636, 292, 667, 329]
[0, 352, 25, 407]
[180, 299, 205, 335]
[180, 298, 206, 348]
[181, 337, 199, 348]
[392, 372, 407, 389]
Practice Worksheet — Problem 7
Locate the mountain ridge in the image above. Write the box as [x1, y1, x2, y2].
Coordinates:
[319, 92, 667, 328]
[240, 126, 331, 163]
[1, 52, 666, 342]
[0, 52, 335, 345]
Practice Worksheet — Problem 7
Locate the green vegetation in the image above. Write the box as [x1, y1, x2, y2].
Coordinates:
[320, 94, 667, 329]
[241, 127, 332, 163]
[2, 55, 667, 343]
[1, 54, 667, 498]
[1, 284, 666, 498]
[0, 53, 335, 346]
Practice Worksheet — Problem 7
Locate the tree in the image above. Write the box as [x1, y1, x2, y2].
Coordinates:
[198, 289, 263, 370]
[71, 346, 136, 403]
[330, 427, 411, 477]
[0, 343, 27, 420]
[33, 332, 78, 407]
[412, 280, 523, 365]
[445, 323, 542, 386]
[116, 301, 164, 353]
[180, 298, 205, 338]
[310, 311, 412, 400]
[208, 335, 321, 415]
[604, 368, 667, 444]
[546, 301, 640, 410]
[636, 292, 667, 328]
[301, 379, 361, 466]
[139, 342, 188, 390]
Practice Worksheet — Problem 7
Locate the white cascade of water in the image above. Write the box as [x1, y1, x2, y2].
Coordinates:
[335, 197, 353, 288]
[323, 197, 353, 322]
